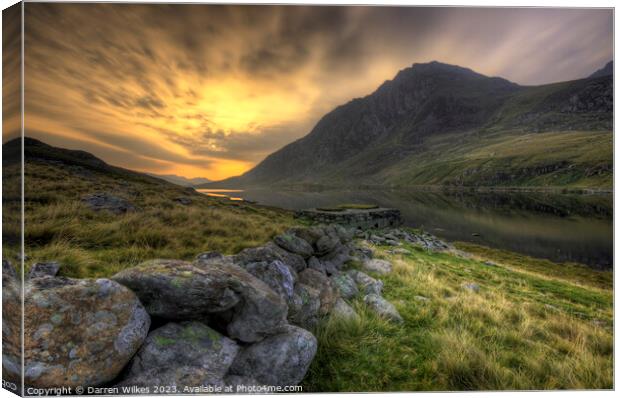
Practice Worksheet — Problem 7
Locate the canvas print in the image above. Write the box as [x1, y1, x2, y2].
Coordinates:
[1, 1, 613, 395]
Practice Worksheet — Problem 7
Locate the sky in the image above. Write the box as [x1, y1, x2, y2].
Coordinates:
[7, 3, 613, 180]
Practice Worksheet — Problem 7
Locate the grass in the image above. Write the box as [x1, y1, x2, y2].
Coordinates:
[303, 238, 613, 391]
[4, 147, 613, 391]
[381, 130, 612, 189]
[4, 161, 295, 278]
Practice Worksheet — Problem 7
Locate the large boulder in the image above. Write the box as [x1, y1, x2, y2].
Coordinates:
[242, 260, 296, 302]
[229, 325, 317, 387]
[364, 294, 403, 323]
[234, 243, 306, 273]
[348, 270, 383, 295]
[119, 322, 239, 389]
[287, 283, 321, 330]
[298, 269, 337, 315]
[112, 259, 288, 342]
[330, 273, 359, 300]
[273, 233, 314, 258]
[362, 258, 392, 274]
[18, 277, 150, 388]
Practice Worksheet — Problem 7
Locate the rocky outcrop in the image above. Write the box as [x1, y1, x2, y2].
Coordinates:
[18, 277, 150, 388]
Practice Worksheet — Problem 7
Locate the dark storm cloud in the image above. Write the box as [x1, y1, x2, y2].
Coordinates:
[22, 3, 613, 178]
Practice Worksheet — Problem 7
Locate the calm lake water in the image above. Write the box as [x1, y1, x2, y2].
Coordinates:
[198, 189, 613, 269]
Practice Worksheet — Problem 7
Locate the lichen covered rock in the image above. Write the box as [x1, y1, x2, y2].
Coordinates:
[112, 259, 288, 342]
[21, 277, 150, 387]
[119, 321, 239, 388]
[230, 325, 317, 387]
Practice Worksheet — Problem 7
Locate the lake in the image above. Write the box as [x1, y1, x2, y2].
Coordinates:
[197, 188, 613, 269]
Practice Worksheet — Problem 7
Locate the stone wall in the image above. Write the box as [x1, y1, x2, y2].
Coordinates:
[295, 208, 402, 229]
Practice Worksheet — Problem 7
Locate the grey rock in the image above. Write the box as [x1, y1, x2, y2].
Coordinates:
[364, 294, 403, 323]
[243, 260, 296, 301]
[112, 259, 288, 343]
[348, 270, 383, 295]
[307, 256, 338, 276]
[273, 234, 314, 258]
[287, 283, 321, 330]
[28, 262, 60, 279]
[389, 248, 411, 255]
[121, 322, 238, 388]
[362, 258, 392, 274]
[330, 273, 359, 300]
[82, 192, 136, 214]
[230, 325, 317, 387]
[331, 298, 359, 322]
[414, 295, 430, 302]
[318, 244, 352, 270]
[298, 269, 337, 315]
[174, 197, 192, 205]
[315, 234, 339, 256]
[287, 226, 325, 247]
[463, 283, 480, 292]
[17, 277, 149, 388]
[234, 243, 306, 273]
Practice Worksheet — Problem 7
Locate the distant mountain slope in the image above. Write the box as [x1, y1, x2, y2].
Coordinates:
[148, 173, 211, 187]
[207, 61, 612, 189]
[5, 137, 174, 187]
[589, 61, 613, 78]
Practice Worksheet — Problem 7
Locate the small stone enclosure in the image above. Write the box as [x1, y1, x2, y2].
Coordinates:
[295, 207, 402, 229]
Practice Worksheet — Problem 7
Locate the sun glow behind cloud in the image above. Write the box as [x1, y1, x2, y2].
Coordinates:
[15, 4, 612, 180]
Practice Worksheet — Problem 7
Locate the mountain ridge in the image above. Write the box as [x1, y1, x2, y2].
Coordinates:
[205, 61, 612, 189]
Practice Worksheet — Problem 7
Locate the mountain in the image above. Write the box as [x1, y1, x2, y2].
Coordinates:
[589, 61, 613, 78]
[148, 173, 211, 187]
[207, 61, 612, 189]
[4, 137, 169, 186]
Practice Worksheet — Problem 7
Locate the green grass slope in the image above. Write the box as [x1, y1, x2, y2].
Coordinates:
[304, 239, 612, 391]
[378, 130, 612, 189]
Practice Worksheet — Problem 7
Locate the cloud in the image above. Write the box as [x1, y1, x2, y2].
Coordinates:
[22, 3, 613, 179]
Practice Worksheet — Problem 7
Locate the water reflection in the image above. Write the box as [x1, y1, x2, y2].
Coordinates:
[199, 188, 612, 269]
